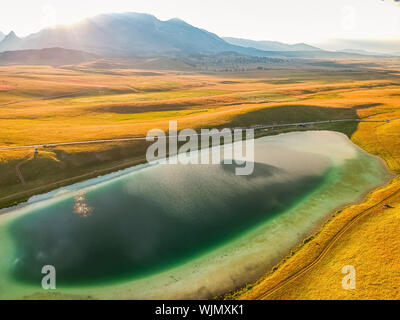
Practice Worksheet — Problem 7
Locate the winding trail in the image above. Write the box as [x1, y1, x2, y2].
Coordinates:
[15, 153, 33, 186]
[254, 185, 400, 300]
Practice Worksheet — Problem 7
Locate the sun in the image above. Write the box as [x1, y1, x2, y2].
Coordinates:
[40, 5, 87, 29]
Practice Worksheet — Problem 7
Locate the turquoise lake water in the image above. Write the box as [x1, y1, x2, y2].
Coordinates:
[0, 131, 392, 299]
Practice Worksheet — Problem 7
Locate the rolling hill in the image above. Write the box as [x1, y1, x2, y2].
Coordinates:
[0, 47, 100, 66]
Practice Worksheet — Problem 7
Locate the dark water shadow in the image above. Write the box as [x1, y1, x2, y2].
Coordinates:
[9, 162, 327, 286]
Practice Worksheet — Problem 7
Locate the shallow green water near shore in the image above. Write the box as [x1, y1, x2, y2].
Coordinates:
[0, 131, 392, 299]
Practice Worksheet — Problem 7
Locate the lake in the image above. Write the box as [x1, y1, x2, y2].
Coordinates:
[0, 131, 392, 299]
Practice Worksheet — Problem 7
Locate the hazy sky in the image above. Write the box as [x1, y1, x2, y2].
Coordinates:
[1, 0, 399, 47]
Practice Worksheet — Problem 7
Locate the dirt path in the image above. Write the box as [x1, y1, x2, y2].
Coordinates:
[254, 186, 400, 300]
[15, 154, 33, 186]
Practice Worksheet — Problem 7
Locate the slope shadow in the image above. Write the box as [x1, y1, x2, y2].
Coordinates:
[229, 105, 360, 137]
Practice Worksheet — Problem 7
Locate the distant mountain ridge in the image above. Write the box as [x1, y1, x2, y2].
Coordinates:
[339, 48, 392, 56]
[223, 37, 322, 52]
[0, 13, 269, 57]
[0, 31, 5, 42]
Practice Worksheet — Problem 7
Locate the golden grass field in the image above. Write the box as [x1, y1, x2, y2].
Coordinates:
[1, 58, 400, 299]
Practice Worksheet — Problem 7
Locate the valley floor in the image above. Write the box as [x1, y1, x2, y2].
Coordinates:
[0, 58, 399, 299]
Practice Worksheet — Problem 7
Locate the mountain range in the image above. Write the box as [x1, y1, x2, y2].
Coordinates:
[0, 12, 390, 60]
[0, 12, 328, 59]
[0, 13, 270, 57]
[223, 37, 321, 52]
